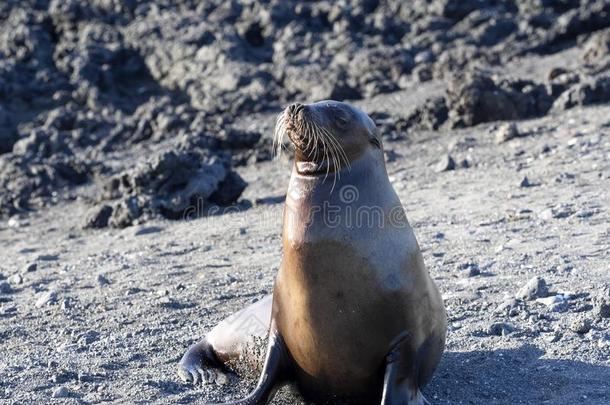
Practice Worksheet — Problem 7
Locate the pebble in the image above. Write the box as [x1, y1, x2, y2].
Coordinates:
[457, 262, 480, 277]
[519, 176, 531, 188]
[78, 330, 100, 346]
[569, 318, 592, 335]
[61, 299, 72, 311]
[37, 254, 59, 261]
[134, 226, 164, 236]
[7, 217, 21, 228]
[51, 386, 70, 398]
[545, 332, 561, 343]
[97, 274, 111, 286]
[0, 281, 12, 294]
[539, 204, 574, 220]
[458, 158, 470, 169]
[215, 372, 228, 386]
[495, 298, 521, 317]
[35, 290, 58, 308]
[23, 263, 37, 273]
[1, 305, 16, 315]
[536, 296, 560, 307]
[495, 122, 519, 144]
[435, 154, 456, 172]
[516, 276, 549, 301]
[595, 301, 610, 319]
[536, 294, 569, 312]
[593, 287, 610, 319]
[8, 274, 22, 285]
[487, 322, 514, 336]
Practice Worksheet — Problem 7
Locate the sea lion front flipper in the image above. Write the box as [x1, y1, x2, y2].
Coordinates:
[220, 324, 288, 405]
[178, 295, 273, 385]
[380, 332, 427, 405]
[178, 337, 226, 385]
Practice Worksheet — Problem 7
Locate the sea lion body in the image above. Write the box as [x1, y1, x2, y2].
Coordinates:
[274, 149, 444, 402]
[178, 101, 447, 404]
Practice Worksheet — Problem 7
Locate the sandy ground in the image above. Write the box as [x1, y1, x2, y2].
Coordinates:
[1, 89, 609, 404]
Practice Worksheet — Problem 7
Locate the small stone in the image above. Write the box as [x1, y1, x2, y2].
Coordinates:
[516, 276, 549, 301]
[548, 67, 568, 81]
[7, 217, 21, 228]
[574, 209, 595, 218]
[487, 322, 514, 336]
[536, 294, 567, 309]
[459, 158, 470, 169]
[494, 298, 520, 316]
[534, 292, 568, 311]
[519, 176, 531, 188]
[435, 154, 456, 172]
[384, 149, 401, 163]
[0, 281, 12, 294]
[84, 205, 113, 229]
[495, 122, 519, 144]
[215, 372, 228, 386]
[550, 204, 574, 219]
[1, 305, 16, 315]
[37, 254, 59, 261]
[97, 274, 111, 286]
[36, 290, 58, 308]
[545, 332, 561, 343]
[23, 263, 37, 273]
[134, 226, 164, 236]
[457, 262, 480, 277]
[51, 386, 70, 398]
[593, 286, 610, 319]
[570, 318, 592, 335]
[595, 301, 610, 319]
[61, 299, 72, 311]
[8, 274, 23, 285]
[78, 330, 100, 346]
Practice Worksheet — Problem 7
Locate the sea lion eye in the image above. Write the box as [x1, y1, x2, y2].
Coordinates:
[370, 137, 382, 148]
[336, 116, 348, 127]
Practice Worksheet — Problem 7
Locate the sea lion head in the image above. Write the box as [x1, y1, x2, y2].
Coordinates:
[274, 100, 382, 177]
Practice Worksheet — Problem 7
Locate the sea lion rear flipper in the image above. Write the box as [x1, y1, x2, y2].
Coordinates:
[220, 325, 288, 405]
[380, 332, 428, 405]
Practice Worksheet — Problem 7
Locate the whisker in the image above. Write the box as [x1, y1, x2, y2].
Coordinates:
[273, 111, 286, 158]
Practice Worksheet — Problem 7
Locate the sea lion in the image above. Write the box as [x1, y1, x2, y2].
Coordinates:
[178, 101, 447, 404]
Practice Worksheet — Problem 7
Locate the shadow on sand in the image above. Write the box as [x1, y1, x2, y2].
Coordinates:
[426, 345, 610, 404]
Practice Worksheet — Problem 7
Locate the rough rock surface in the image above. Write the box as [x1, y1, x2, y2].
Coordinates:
[2, 0, 610, 223]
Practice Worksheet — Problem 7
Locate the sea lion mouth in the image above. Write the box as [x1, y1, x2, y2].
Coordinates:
[274, 103, 351, 182]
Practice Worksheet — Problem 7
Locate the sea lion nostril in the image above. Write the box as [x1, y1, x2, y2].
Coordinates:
[288, 103, 304, 116]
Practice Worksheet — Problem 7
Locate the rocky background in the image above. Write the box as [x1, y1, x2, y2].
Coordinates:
[1, 0, 609, 404]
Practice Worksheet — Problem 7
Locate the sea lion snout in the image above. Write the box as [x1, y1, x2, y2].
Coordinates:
[282, 103, 316, 154]
[287, 102, 306, 116]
